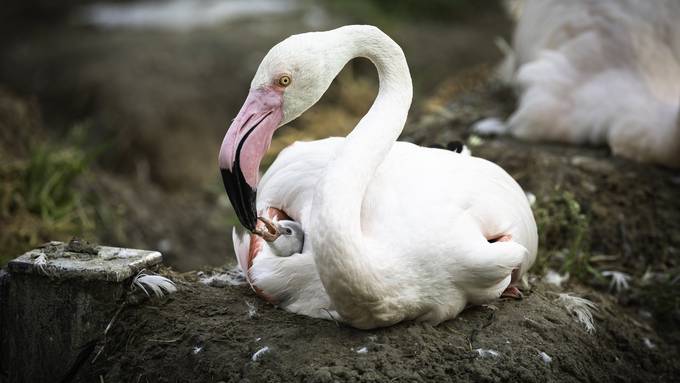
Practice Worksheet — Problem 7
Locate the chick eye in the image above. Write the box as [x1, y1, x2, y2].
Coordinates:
[278, 75, 291, 87]
[283, 228, 293, 235]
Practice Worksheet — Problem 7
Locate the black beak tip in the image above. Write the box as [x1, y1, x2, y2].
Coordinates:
[220, 167, 257, 232]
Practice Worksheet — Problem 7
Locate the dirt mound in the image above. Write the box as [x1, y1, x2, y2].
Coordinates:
[86, 275, 678, 382]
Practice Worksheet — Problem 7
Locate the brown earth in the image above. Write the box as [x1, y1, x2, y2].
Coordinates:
[83, 274, 677, 383]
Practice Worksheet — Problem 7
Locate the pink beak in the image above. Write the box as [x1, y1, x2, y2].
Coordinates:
[219, 86, 284, 231]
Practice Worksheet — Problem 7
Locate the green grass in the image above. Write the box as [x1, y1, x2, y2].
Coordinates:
[532, 188, 601, 282]
[0, 126, 96, 265]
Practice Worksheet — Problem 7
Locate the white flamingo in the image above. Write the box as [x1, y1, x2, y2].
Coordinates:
[477, 0, 680, 168]
[219, 25, 538, 329]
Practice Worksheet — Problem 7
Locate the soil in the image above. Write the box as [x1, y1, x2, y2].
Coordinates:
[85, 275, 678, 383]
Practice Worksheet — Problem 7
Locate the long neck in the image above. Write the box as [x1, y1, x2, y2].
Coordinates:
[311, 26, 412, 320]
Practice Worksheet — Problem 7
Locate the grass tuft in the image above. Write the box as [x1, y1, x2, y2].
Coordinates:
[0, 126, 96, 265]
[532, 188, 600, 282]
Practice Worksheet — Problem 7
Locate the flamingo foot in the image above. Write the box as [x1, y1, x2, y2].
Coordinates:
[501, 286, 523, 300]
[253, 216, 281, 242]
[492, 234, 523, 299]
[498, 234, 512, 242]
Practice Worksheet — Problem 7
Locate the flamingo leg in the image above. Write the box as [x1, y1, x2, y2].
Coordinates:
[495, 234, 524, 300]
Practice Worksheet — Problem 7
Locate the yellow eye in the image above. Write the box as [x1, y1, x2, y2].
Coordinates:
[278, 75, 291, 87]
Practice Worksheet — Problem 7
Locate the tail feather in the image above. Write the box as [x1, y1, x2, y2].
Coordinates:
[460, 240, 529, 285]
[459, 240, 529, 303]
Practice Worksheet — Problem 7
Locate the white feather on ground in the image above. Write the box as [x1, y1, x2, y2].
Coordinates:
[643, 338, 656, 349]
[33, 254, 48, 274]
[601, 270, 631, 293]
[246, 301, 258, 318]
[132, 272, 177, 297]
[543, 270, 570, 288]
[198, 267, 246, 287]
[472, 117, 508, 136]
[475, 349, 500, 358]
[525, 192, 536, 207]
[538, 351, 552, 364]
[251, 346, 270, 362]
[556, 293, 598, 333]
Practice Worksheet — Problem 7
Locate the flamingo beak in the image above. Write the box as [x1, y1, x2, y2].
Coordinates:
[219, 87, 284, 231]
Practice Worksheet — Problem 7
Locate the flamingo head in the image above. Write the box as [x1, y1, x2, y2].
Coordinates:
[219, 28, 350, 231]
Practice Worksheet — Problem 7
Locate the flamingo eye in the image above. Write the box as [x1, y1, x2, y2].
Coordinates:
[278, 75, 292, 87]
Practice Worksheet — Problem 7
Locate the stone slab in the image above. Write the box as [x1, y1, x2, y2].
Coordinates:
[7, 241, 162, 282]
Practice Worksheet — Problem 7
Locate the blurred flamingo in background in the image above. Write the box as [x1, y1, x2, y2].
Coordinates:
[476, 0, 680, 168]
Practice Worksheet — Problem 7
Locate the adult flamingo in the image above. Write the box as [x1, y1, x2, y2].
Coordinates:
[476, 0, 680, 168]
[219, 25, 538, 329]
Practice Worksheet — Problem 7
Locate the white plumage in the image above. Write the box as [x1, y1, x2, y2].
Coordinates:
[226, 25, 538, 329]
[131, 272, 177, 298]
[479, 0, 680, 168]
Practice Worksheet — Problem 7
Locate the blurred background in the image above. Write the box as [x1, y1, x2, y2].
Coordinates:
[0, 0, 510, 269]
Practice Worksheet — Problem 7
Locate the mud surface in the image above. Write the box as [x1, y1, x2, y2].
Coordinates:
[85, 276, 678, 383]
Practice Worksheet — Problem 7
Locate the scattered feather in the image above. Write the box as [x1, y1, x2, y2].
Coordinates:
[468, 135, 485, 147]
[638, 310, 653, 320]
[475, 348, 500, 358]
[356, 346, 368, 354]
[525, 192, 536, 206]
[641, 268, 656, 284]
[472, 117, 508, 136]
[543, 270, 569, 288]
[556, 293, 598, 333]
[199, 267, 246, 287]
[538, 351, 552, 364]
[34, 254, 48, 274]
[192, 346, 203, 354]
[132, 271, 177, 298]
[252, 346, 270, 361]
[602, 270, 631, 293]
[246, 301, 258, 318]
[643, 338, 656, 349]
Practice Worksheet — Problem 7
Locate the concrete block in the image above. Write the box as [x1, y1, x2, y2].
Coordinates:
[0, 240, 164, 383]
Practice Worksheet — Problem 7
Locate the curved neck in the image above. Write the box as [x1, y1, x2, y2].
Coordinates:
[311, 26, 412, 319]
